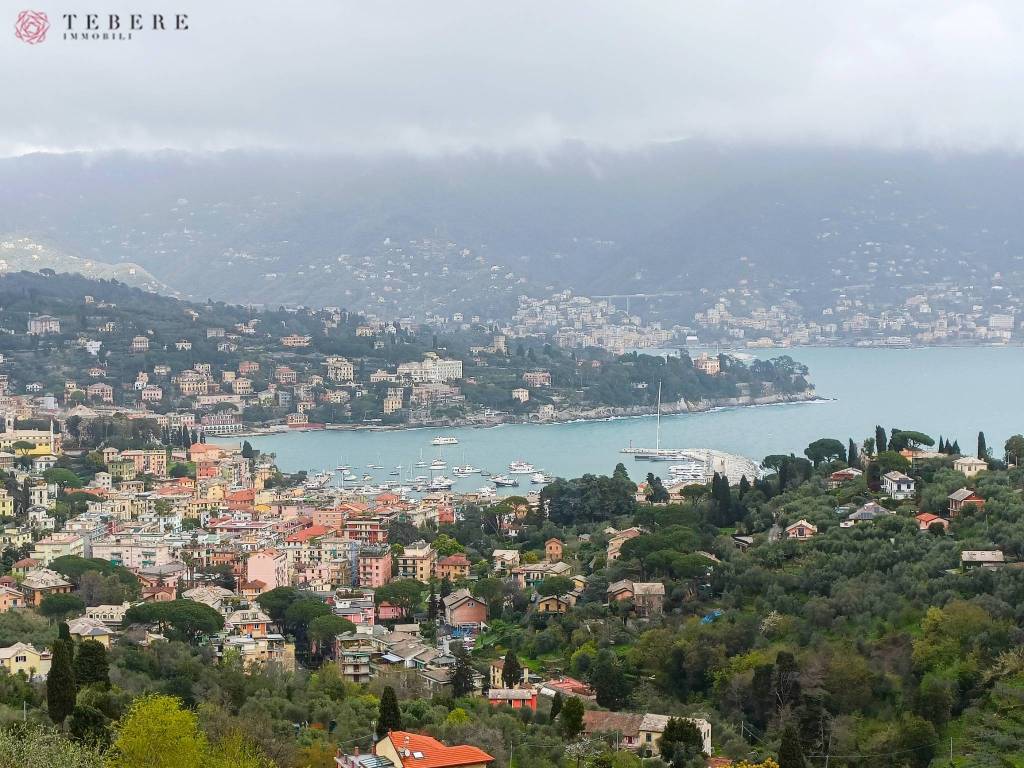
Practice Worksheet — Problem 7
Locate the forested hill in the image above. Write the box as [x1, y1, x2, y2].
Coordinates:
[3, 145, 1024, 319]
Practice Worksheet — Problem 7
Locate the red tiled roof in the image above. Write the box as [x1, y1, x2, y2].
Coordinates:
[285, 524, 334, 542]
[382, 732, 494, 768]
[437, 554, 470, 566]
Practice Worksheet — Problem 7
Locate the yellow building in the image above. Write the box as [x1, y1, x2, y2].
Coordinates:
[395, 541, 437, 583]
[0, 643, 51, 678]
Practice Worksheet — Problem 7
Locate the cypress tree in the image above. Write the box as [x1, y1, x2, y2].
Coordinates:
[847, 438, 858, 466]
[951, 440, 961, 455]
[47, 637, 77, 724]
[978, 431, 988, 459]
[778, 722, 805, 768]
[501, 649, 523, 688]
[875, 426, 887, 455]
[738, 475, 750, 499]
[58, 621, 71, 642]
[938, 436, 945, 453]
[549, 691, 563, 720]
[450, 642, 475, 697]
[73, 639, 109, 688]
[376, 685, 402, 739]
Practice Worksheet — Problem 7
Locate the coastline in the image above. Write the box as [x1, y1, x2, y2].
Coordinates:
[232, 388, 824, 437]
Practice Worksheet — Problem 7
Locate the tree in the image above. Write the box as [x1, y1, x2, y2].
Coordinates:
[373, 579, 423, 618]
[846, 438, 858, 466]
[875, 426, 887, 455]
[589, 649, 630, 710]
[106, 695, 206, 768]
[123, 600, 224, 642]
[777, 723, 804, 768]
[803, 438, 846, 467]
[0, 724, 104, 767]
[47, 636, 77, 724]
[1005, 434, 1024, 466]
[501, 650, 523, 688]
[68, 704, 110, 746]
[73, 639, 109, 688]
[40, 593, 85, 620]
[240, 441, 255, 459]
[978, 431, 988, 459]
[307, 615, 355, 659]
[376, 686, 402, 738]
[450, 642, 475, 697]
[549, 691, 563, 720]
[659, 718, 705, 765]
[560, 696, 584, 739]
[255, 586, 299, 626]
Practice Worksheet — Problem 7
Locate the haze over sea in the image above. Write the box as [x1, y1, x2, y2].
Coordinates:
[238, 347, 1024, 487]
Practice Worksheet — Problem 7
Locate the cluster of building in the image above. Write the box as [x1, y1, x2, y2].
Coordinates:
[692, 288, 1024, 348]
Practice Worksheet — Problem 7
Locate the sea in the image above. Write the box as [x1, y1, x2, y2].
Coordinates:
[228, 347, 1024, 492]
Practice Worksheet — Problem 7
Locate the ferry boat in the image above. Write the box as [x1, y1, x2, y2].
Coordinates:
[531, 472, 554, 484]
[508, 460, 535, 474]
[432, 436, 458, 446]
[492, 474, 519, 487]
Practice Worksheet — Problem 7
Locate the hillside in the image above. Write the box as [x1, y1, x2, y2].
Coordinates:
[2, 146, 1023, 322]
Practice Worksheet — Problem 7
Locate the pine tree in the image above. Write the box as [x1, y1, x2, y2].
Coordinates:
[501, 650, 523, 688]
[47, 637, 77, 724]
[74, 639, 109, 688]
[376, 685, 402, 739]
[450, 642, 475, 697]
[978, 431, 988, 459]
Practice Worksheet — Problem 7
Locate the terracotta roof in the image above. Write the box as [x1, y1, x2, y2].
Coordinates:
[583, 711, 643, 736]
[382, 731, 494, 768]
[285, 524, 334, 542]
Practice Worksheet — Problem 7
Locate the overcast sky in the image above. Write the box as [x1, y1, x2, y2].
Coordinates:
[4, 0, 1024, 157]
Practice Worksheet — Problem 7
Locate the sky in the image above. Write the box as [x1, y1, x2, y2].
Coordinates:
[4, 0, 1024, 157]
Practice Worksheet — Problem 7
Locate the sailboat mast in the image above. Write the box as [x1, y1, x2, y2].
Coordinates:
[656, 381, 662, 451]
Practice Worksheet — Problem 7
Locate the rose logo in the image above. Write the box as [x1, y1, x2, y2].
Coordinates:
[15, 10, 49, 44]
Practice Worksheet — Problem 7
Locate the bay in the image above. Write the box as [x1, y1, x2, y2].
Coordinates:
[236, 347, 1024, 489]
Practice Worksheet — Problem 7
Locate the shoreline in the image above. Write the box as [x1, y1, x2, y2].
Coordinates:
[230, 389, 824, 437]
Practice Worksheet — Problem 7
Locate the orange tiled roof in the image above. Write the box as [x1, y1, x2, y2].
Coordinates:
[383, 732, 494, 768]
[285, 524, 334, 542]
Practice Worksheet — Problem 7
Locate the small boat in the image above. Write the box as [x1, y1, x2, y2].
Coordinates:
[342, 472, 358, 482]
[531, 472, 554, 484]
[413, 475, 429, 483]
[480, 470, 491, 477]
[389, 465, 402, 476]
[415, 450, 429, 468]
[453, 464, 481, 476]
[432, 436, 458, 446]
[304, 472, 333, 489]
[430, 458, 447, 470]
[362, 473, 374, 482]
[336, 462, 351, 471]
[492, 474, 519, 487]
[508, 460, 535, 474]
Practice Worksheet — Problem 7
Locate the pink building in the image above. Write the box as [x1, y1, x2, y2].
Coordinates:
[246, 548, 288, 591]
[358, 547, 392, 588]
[377, 601, 404, 621]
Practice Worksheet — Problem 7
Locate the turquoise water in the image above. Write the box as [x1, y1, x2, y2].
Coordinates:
[237, 347, 1024, 488]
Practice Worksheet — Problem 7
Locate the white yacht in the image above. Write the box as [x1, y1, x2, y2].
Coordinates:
[304, 471, 333, 489]
[432, 436, 458, 446]
[415, 450, 429, 468]
[428, 475, 454, 490]
[492, 474, 519, 487]
[453, 464, 481, 476]
[508, 460, 535, 474]
[430, 458, 447, 470]
[531, 472, 554, 484]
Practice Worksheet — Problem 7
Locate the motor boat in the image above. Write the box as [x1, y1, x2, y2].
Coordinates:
[432, 436, 458, 446]
[531, 472, 554, 484]
[428, 476, 454, 490]
[430, 458, 447, 470]
[492, 474, 519, 487]
[508, 460, 535, 474]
